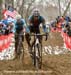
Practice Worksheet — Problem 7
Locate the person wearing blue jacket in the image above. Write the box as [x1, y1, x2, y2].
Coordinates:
[15, 15, 29, 57]
[25, 8, 47, 53]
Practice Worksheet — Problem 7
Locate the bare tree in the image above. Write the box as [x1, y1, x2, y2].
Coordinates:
[58, 0, 61, 16]
[19, 0, 25, 17]
[25, 0, 36, 22]
[4, 0, 14, 9]
[63, 1, 71, 16]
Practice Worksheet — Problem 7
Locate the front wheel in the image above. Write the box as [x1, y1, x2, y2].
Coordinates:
[33, 43, 42, 69]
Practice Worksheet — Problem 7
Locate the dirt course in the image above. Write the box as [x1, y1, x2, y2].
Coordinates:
[0, 32, 71, 75]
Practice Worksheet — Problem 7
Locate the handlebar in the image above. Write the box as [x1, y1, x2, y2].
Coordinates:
[15, 33, 48, 41]
[29, 33, 48, 41]
[29, 33, 47, 36]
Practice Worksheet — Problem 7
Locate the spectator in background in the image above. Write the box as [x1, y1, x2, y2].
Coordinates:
[2, 15, 14, 26]
[65, 16, 71, 22]
[55, 16, 65, 28]
[0, 22, 5, 35]
[62, 22, 71, 37]
[8, 4, 14, 12]
[56, 16, 60, 23]
[5, 21, 15, 35]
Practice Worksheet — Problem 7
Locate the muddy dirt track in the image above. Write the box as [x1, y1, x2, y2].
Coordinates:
[0, 32, 71, 75]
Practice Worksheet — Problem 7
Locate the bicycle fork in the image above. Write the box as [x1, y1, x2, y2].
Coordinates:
[33, 37, 42, 69]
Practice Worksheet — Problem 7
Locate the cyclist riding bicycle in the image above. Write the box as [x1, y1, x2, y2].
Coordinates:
[25, 8, 47, 53]
[15, 15, 27, 56]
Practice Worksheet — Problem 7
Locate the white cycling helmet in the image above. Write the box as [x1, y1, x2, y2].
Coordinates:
[32, 8, 40, 16]
[15, 15, 22, 20]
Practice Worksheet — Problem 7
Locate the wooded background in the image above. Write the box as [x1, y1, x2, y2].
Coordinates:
[0, 0, 71, 21]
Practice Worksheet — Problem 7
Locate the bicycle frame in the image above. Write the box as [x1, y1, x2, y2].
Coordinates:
[30, 33, 47, 69]
[15, 32, 24, 62]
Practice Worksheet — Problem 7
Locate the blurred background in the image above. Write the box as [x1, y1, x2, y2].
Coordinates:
[0, 0, 71, 22]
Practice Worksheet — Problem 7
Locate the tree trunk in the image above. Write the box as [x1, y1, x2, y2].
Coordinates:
[58, 0, 61, 16]
[2, 0, 5, 9]
[63, 1, 71, 16]
[25, 0, 35, 23]
[0, 0, 2, 20]
[19, 0, 25, 17]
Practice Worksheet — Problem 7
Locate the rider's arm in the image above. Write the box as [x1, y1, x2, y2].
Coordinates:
[21, 19, 26, 27]
[25, 16, 33, 33]
[22, 19, 30, 33]
[41, 17, 48, 40]
[41, 17, 47, 33]
[28, 16, 33, 26]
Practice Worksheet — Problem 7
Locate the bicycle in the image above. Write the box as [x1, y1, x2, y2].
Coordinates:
[29, 33, 48, 69]
[15, 32, 24, 63]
